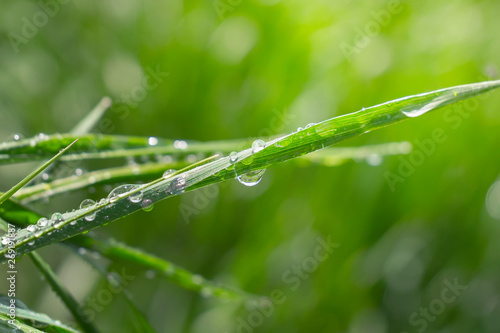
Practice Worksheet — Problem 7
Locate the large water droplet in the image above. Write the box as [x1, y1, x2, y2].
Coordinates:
[26, 225, 36, 233]
[129, 191, 144, 203]
[37, 218, 49, 227]
[252, 140, 266, 153]
[80, 199, 97, 221]
[148, 137, 159, 146]
[402, 96, 448, 118]
[168, 176, 187, 195]
[229, 151, 238, 163]
[1, 237, 9, 246]
[141, 199, 154, 212]
[237, 169, 266, 187]
[162, 169, 177, 179]
[51, 212, 64, 229]
[107, 184, 137, 203]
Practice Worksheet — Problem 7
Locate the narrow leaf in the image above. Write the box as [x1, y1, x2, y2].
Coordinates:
[28, 251, 99, 333]
[2, 80, 499, 260]
[0, 139, 78, 206]
[71, 97, 112, 135]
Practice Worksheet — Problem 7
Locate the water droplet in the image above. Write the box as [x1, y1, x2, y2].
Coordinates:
[129, 191, 144, 203]
[237, 169, 266, 187]
[80, 199, 97, 221]
[41, 172, 50, 181]
[36, 217, 49, 228]
[297, 127, 304, 132]
[305, 123, 316, 129]
[241, 155, 254, 165]
[148, 137, 159, 146]
[107, 184, 137, 203]
[51, 213, 63, 223]
[162, 155, 174, 164]
[1, 237, 9, 246]
[162, 169, 177, 179]
[402, 96, 448, 118]
[38, 133, 47, 140]
[12, 133, 24, 141]
[51, 213, 64, 229]
[366, 154, 383, 166]
[26, 225, 36, 233]
[141, 199, 154, 212]
[34, 230, 43, 238]
[174, 140, 188, 150]
[229, 151, 238, 163]
[252, 140, 266, 153]
[75, 168, 84, 176]
[28, 241, 35, 246]
[186, 154, 198, 163]
[168, 176, 186, 195]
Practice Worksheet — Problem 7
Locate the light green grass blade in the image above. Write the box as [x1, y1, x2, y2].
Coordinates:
[0, 139, 78, 206]
[1, 80, 499, 260]
[73, 236, 251, 300]
[28, 251, 99, 333]
[15, 142, 411, 203]
[71, 97, 112, 135]
[0, 300, 80, 333]
[0, 134, 251, 165]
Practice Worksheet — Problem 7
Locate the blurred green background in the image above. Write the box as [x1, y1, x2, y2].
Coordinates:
[1, 0, 500, 332]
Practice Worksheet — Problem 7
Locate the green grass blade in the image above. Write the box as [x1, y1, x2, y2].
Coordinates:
[0, 301, 80, 333]
[28, 251, 99, 333]
[73, 236, 251, 300]
[1, 80, 499, 260]
[0, 139, 78, 206]
[71, 97, 112, 135]
[0, 134, 251, 165]
[68, 247, 157, 333]
[15, 142, 410, 203]
[0, 199, 250, 300]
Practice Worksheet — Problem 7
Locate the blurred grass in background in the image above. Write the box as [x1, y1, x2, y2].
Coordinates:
[1, 0, 500, 332]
